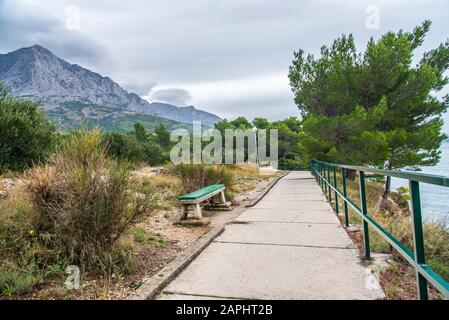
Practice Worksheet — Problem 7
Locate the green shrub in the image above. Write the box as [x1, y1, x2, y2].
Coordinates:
[0, 84, 56, 174]
[101, 128, 170, 166]
[102, 132, 145, 164]
[21, 128, 153, 273]
[142, 140, 169, 165]
[170, 164, 235, 196]
[278, 158, 309, 170]
[154, 234, 166, 248]
[0, 263, 41, 296]
[133, 227, 149, 244]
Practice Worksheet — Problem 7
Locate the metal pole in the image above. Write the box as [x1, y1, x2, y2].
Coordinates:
[327, 165, 332, 202]
[409, 180, 428, 300]
[333, 166, 339, 215]
[359, 171, 370, 259]
[341, 168, 349, 227]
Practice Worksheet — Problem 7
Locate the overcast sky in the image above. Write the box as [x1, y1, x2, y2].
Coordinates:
[0, 0, 448, 132]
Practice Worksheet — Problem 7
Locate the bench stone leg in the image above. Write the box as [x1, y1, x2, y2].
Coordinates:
[194, 203, 203, 219]
[220, 190, 226, 203]
[180, 204, 188, 220]
[176, 202, 210, 226]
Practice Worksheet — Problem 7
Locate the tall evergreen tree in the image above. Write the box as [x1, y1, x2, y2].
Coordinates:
[289, 21, 449, 198]
[154, 123, 171, 148]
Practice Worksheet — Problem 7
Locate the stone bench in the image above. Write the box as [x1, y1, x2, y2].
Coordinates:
[177, 184, 230, 225]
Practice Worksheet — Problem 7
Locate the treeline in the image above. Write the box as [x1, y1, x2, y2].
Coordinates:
[0, 81, 308, 174]
[213, 116, 307, 169]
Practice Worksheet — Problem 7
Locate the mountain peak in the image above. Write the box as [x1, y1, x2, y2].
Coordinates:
[22, 44, 54, 57]
[0, 45, 221, 128]
[29, 44, 48, 51]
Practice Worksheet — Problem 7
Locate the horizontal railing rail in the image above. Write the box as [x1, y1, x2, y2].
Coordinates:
[309, 159, 449, 300]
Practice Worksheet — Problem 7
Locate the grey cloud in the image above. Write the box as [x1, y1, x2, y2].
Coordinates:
[0, 0, 108, 69]
[0, 0, 448, 124]
[147, 88, 192, 107]
[122, 80, 157, 96]
[199, 92, 298, 121]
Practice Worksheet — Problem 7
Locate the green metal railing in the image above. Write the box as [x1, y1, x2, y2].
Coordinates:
[310, 159, 449, 300]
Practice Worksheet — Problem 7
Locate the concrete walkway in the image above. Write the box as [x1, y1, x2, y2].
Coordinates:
[158, 171, 384, 300]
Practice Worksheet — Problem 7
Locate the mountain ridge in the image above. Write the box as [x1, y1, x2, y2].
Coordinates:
[0, 45, 221, 129]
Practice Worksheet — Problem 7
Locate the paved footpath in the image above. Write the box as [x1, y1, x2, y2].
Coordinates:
[158, 171, 384, 300]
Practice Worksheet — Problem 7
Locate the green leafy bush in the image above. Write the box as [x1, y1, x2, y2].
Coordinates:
[102, 131, 145, 164]
[0, 84, 55, 174]
[0, 264, 41, 296]
[101, 123, 171, 165]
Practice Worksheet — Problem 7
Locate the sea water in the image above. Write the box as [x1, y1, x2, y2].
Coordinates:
[391, 141, 449, 221]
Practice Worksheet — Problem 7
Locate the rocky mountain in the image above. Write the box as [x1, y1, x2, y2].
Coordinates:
[0, 45, 221, 129]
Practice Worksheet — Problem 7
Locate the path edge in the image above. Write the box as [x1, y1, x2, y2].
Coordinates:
[245, 171, 289, 208]
[126, 224, 225, 300]
[126, 171, 290, 300]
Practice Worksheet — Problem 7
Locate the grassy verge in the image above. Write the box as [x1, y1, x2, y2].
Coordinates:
[326, 173, 449, 299]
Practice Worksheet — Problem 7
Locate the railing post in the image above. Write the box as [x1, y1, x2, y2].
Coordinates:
[409, 180, 428, 300]
[319, 164, 323, 191]
[323, 164, 327, 196]
[333, 166, 339, 215]
[341, 168, 349, 227]
[327, 165, 332, 202]
[318, 164, 322, 188]
[359, 171, 371, 260]
[316, 163, 323, 190]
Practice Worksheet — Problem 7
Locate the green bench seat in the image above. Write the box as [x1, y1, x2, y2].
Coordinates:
[178, 184, 225, 202]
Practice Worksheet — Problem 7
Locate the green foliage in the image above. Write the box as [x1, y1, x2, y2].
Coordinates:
[0, 83, 56, 174]
[215, 116, 307, 165]
[102, 131, 145, 163]
[133, 227, 149, 244]
[252, 117, 270, 129]
[289, 21, 449, 172]
[132, 122, 170, 165]
[101, 122, 172, 166]
[215, 117, 253, 132]
[143, 141, 169, 165]
[170, 164, 235, 196]
[278, 158, 308, 170]
[271, 117, 304, 161]
[154, 123, 171, 148]
[0, 264, 41, 296]
[154, 233, 166, 248]
[133, 122, 148, 142]
[395, 186, 411, 201]
[301, 98, 390, 165]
